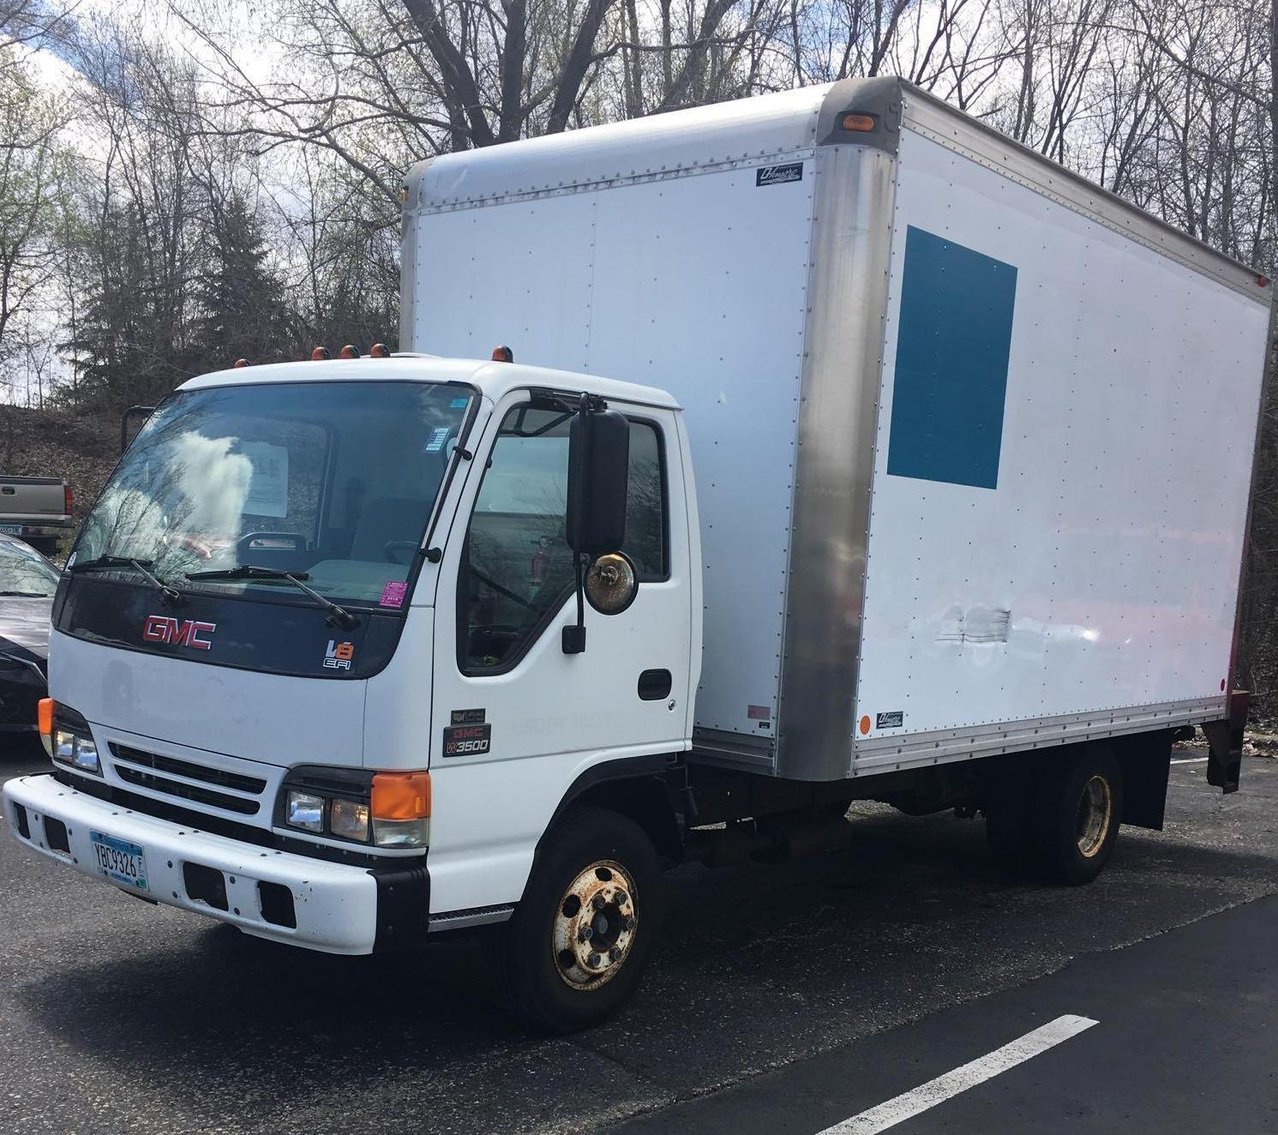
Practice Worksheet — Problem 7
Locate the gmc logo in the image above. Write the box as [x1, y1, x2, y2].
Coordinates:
[143, 615, 216, 650]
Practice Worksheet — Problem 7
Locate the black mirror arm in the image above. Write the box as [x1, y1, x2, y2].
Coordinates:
[562, 553, 589, 654]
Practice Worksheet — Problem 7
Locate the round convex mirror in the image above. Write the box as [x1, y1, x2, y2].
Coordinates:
[585, 552, 638, 615]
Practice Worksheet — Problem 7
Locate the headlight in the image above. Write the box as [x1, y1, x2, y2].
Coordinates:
[285, 790, 324, 833]
[278, 768, 430, 849]
[330, 798, 370, 841]
[50, 707, 101, 776]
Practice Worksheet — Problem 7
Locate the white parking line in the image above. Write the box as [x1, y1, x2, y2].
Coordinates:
[816, 1014, 1099, 1135]
[1171, 757, 1209, 765]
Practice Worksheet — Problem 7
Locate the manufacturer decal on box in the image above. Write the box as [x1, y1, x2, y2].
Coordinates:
[756, 162, 803, 187]
[876, 710, 904, 729]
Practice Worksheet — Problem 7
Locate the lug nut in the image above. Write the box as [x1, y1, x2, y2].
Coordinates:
[578, 926, 593, 942]
[615, 890, 628, 905]
[609, 947, 621, 962]
[592, 894, 606, 911]
[587, 953, 601, 968]
[624, 917, 636, 931]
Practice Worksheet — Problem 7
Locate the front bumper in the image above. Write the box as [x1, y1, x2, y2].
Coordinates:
[3, 774, 427, 954]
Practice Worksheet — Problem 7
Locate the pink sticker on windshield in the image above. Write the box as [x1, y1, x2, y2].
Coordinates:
[379, 581, 408, 608]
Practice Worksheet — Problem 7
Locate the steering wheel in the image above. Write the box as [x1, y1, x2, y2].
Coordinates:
[236, 531, 306, 556]
[383, 540, 420, 565]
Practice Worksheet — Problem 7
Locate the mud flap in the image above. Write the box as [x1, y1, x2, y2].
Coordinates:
[1203, 691, 1249, 794]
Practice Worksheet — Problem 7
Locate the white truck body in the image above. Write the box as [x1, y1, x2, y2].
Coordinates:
[3, 77, 1269, 1029]
[403, 76, 1270, 782]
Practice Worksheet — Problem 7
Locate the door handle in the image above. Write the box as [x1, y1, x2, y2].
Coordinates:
[638, 669, 672, 701]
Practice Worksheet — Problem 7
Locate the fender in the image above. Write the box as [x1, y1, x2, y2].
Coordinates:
[531, 753, 683, 875]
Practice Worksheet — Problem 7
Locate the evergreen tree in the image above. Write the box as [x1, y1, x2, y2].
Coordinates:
[191, 192, 289, 371]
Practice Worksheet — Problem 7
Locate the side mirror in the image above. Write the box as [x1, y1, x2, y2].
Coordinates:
[563, 400, 630, 654]
[120, 405, 156, 454]
[566, 404, 629, 555]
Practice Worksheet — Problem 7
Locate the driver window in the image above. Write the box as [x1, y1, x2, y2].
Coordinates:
[460, 404, 575, 673]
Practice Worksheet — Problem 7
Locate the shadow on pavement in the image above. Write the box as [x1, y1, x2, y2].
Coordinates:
[16, 802, 1278, 1125]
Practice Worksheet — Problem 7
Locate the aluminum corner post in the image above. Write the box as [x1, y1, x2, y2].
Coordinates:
[399, 157, 437, 352]
[776, 143, 899, 782]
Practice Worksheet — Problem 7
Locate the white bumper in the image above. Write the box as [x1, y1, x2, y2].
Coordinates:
[3, 774, 381, 955]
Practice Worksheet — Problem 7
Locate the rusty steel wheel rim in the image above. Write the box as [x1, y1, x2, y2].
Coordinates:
[552, 860, 637, 990]
[1076, 774, 1113, 858]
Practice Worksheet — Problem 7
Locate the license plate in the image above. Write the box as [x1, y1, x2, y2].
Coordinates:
[90, 831, 149, 892]
[0, 525, 22, 535]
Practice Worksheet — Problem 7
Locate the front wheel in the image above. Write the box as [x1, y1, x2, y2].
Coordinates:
[494, 806, 663, 1033]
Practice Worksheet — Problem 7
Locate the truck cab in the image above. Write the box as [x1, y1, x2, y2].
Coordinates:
[5, 352, 699, 1029]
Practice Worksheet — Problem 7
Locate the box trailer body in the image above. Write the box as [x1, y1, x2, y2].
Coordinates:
[3, 77, 1269, 1033]
[402, 76, 1271, 784]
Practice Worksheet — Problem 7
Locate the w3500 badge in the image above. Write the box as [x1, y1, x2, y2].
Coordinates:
[443, 722, 492, 757]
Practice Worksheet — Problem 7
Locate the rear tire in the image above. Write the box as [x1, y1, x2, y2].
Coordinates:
[494, 805, 663, 1034]
[1030, 747, 1123, 886]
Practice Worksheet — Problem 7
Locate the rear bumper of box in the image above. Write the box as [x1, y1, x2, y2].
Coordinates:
[2, 773, 427, 954]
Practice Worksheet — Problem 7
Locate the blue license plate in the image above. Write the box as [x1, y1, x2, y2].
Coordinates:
[90, 831, 149, 891]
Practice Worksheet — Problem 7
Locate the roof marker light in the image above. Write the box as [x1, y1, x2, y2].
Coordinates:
[491, 345, 514, 363]
[340, 344, 360, 359]
[841, 113, 877, 133]
[311, 346, 331, 361]
[370, 342, 390, 357]
[233, 358, 249, 368]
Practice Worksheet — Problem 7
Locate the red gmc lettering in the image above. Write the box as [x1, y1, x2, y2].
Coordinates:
[143, 615, 216, 650]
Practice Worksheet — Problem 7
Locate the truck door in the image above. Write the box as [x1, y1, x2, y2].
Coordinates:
[427, 395, 692, 912]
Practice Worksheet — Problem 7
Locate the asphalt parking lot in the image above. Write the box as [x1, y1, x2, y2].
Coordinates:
[3, 744, 1277, 1134]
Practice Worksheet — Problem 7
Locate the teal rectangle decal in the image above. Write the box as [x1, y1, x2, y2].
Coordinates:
[886, 227, 1017, 490]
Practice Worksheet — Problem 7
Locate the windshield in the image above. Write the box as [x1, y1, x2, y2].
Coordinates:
[0, 540, 59, 597]
[72, 380, 473, 608]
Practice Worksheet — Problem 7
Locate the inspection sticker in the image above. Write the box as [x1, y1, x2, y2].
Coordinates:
[380, 580, 408, 608]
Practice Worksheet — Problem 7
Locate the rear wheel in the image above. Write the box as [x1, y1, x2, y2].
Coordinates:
[494, 806, 662, 1033]
[1030, 747, 1123, 885]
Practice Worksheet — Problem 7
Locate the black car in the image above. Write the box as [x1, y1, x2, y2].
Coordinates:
[0, 534, 58, 736]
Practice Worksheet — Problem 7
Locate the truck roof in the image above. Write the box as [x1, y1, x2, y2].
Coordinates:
[405, 76, 1269, 301]
[179, 355, 682, 411]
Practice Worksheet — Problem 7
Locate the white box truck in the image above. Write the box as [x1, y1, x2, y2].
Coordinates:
[4, 78, 1270, 1032]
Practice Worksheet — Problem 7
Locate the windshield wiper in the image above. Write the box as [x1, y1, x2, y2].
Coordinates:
[185, 565, 359, 630]
[69, 556, 183, 606]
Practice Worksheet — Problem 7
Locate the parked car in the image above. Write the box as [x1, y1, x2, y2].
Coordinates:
[0, 476, 74, 557]
[0, 534, 57, 737]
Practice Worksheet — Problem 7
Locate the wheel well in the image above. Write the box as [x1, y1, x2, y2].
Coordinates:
[554, 774, 683, 866]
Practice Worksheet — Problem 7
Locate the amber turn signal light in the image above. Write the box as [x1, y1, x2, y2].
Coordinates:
[37, 697, 54, 757]
[371, 771, 431, 820]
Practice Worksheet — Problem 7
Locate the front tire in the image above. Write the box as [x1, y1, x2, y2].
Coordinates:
[495, 806, 663, 1034]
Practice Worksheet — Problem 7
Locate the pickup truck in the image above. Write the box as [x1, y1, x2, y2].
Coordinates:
[0, 476, 74, 556]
